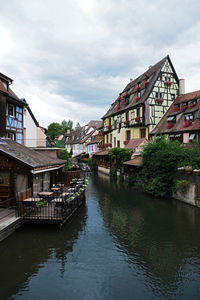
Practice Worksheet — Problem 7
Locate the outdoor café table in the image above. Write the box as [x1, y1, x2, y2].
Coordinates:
[38, 192, 54, 197]
[51, 187, 60, 192]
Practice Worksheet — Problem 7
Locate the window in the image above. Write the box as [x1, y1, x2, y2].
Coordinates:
[155, 92, 163, 99]
[137, 107, 140, 117]
[167, 116, 176, 123]
[114, 137, 116, 147]
[189, 133, 196, 141]
[118, 123, 121, 133]
[117, 140, 120, 147]
[110, 134, 112, 143]
[185, 114, 194, 121]
[7, 132, 15, 140]
[106, 135, 109, 144]
[171, 94, 175, 100]
[109, 118, 111, 127]
[114, 120, 117, 129]
[125, 111, 129, 121]
[7, 104, 15, 117]
[165, 76, 171, 82]
[140, 128, 146, 138]
[126, 130, 131, 140]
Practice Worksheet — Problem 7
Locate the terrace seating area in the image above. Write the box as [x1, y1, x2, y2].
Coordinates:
[18, 177, 88, 227]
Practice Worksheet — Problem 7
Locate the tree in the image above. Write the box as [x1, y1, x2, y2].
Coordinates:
[61, 120, 73, 133]
[47, 123, 62, 140]
[108, 147, 132, 169]
[137, 136, 191, 197]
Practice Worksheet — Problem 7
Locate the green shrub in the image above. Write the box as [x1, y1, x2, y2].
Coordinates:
[175, 180, 191, 194]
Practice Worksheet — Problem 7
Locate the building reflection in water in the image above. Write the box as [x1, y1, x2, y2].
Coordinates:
[0, 205, 87, 300]
[93, 173, 200, 298]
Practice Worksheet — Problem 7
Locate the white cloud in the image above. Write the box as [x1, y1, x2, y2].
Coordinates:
[1, 0, 200, 127]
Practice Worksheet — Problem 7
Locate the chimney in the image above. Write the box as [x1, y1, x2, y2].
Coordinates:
[179, 79, 185, 95]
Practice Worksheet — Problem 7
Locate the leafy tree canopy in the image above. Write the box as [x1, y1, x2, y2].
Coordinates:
[47, 122, 62, 140]
[61, 120, 73, 133]
[108, 147, 132, 169]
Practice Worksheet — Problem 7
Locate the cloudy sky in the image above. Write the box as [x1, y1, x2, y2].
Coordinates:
[1, 0, 200, 128]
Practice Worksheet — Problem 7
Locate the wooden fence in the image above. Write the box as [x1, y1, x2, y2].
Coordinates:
[62, 170, 81, 187]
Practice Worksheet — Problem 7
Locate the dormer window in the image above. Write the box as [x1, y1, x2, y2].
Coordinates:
[185, 114, 194, 121]
[156, 92, 163, 98]
[165, 76, 171, 82]
[167, 116, 176, 123]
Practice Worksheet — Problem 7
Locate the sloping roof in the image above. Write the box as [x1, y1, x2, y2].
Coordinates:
[0, 138, 66, 169]
[124, 138, 147, 151]
[103, 56, 177, 119]
[80, 129, 96, 144]
[123, 156, 142, 166]
[0, 79, 20, 101]
[92, 149, 109, 156]
[87, 120, 103, 129]
[151, 90, 200, 135]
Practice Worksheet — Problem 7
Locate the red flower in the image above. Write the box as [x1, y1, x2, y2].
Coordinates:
[155, 98, 164, 104]
[117, 96, 121, 101]
[134, 85, 140, 91]
[180, 105, 187, 111]
[106, 125, 111, 130]
[166, 123, 174, 129]
[134, 117, 140, 122]
[134, 96, 140, 102]
[121, 98, 125, 105]
[123, 140, 129, 145]
[124, 91, 129, 97]
[116, 105, 120, 111]
[173, 106, 180, 112]
[144, 80, 149, 86]
[123, 120, 129, 126]
[183, 120, 191, 127]
[188, 103, 194, 109]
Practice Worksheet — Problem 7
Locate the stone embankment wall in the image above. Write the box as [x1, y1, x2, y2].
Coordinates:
[173, 171, 200, 207]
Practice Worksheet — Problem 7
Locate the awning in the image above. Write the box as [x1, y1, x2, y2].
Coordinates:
[189, 133, 196, 140]
[175, 134, 182, 137]
[169, 134, 175, 138]
[167, 116, 175, 121]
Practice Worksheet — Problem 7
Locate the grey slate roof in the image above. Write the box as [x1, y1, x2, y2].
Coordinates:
[0, 138, 66, 169]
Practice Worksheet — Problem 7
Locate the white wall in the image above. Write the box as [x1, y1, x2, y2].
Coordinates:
[24, 108, 37, 147]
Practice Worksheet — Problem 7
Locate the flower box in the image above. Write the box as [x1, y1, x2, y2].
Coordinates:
[107, 143, 112, 147]
[123, 140, 129, 145]
[106, 125, 111, 130]
[123, 120, 130, 126]
[124, 91, 129, 97]
[165, 81, 172, 86]
[134, 96, 140, 102]
[144, 80, 149, 86]
[173, 106, 180, 112]
[121, 98, 125, 105]
[180, 105, 187, 111]
[117, 96, 121, 101]
[188, 103, 194, 109]
[183, 120, 191, 127]
[134, 117, 140, 122]
[116, 105, 120, 111]
[155, 98, 164, 104]
[134, 85, 140, 91]
[166, 122, 174, 129]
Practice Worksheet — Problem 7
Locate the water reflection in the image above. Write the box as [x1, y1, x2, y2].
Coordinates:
[93, 173, 200, 298]
[0, 205, 87, 300]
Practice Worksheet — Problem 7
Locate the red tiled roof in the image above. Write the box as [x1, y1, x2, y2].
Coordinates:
[123, 156, 142, 166]
[93, 150, 108, 156]
[102, 56, 177, 119]
[124, 138, 147, 151]
[87, 120, 103, 129]
[0, 79, 19, 100]
[151, 90, 200, 135]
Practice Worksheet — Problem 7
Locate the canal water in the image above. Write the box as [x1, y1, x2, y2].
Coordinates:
[1, 174, 200, 300]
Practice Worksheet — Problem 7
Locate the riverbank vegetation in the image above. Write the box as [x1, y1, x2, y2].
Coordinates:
[137, 136, 200, 197]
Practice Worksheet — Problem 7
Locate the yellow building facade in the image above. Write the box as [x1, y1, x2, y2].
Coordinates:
[102, 56, 179, 148]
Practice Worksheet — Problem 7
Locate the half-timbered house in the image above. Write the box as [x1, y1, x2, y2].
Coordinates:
[151, 90, 200, 143]
[0, 72, 26, 144]
[102, 55, 180, 148]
